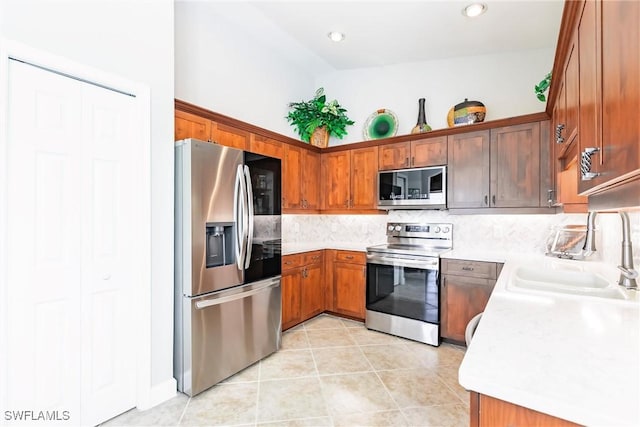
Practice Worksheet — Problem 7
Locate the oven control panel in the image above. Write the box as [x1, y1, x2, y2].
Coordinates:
[385, 222, 452, 240]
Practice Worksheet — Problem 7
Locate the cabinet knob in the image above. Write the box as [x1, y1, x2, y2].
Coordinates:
[345, 199, 349, 207]
[405, 157, 409, 166]
[492, 195, 496, 205]
[547, 189, 555, 207]
[411, 156, 415, 166]
[484, 195, 489, 206]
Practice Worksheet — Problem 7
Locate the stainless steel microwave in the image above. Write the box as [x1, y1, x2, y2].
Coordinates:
[377, 165, 446, 210]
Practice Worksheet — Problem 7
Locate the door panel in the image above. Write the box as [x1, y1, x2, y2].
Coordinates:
[447, 131, 490, 208]
[6, 59, 143, 425]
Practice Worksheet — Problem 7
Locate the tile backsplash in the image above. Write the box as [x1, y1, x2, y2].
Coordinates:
[282, 210, 640, 268]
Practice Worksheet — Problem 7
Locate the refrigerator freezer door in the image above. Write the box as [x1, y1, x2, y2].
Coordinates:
[176, 277, 282, 396]
[176, 140, 244, 296]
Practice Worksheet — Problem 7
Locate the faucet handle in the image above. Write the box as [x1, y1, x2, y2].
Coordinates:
[618, 265, 639, 280]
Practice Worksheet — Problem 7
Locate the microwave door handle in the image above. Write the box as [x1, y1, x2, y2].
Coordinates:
[243, 165, 254, 269]
[234, 165, 246, 270]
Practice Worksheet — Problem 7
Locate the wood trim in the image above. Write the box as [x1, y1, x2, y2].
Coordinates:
[175, 99, 319, 152]
[177, 98, 548, 154]
[448, 207, 557, 215]
[323, 112, 550, 153]
[547, 0, 586, 116]
[588, 173, 640, 211]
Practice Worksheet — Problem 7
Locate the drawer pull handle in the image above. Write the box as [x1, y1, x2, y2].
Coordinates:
[284, 261, 293, 265]
[345, 255, 354, 259]
[462, 266, 474, 271]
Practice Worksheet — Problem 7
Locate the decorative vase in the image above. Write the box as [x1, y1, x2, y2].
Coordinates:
[310, 126, 329, 148]
[411, 98, 432, 134]
[451, 98, 486, 126]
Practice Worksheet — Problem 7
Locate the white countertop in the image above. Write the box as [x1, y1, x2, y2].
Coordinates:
[458, 254, 640, 426]
[282, 242, 369, 255]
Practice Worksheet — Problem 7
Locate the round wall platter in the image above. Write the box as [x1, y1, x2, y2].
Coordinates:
[363, 109, 398, 140]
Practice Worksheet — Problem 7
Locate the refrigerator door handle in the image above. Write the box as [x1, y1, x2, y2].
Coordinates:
[234, 164, 246, 270]
[194, 278, 280, 309]
[243, 165, 254, 269]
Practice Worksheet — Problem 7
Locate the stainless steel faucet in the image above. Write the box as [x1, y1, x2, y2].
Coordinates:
[583, 211, 638, 289]
[582, 211, 598, 257]
[618, 212, 638, 290]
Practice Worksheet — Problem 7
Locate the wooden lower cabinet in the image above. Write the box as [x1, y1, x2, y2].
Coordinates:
[441, 259, 502, 344]
[470, 392, 581, 427]
[331, 251, 366, 320]
[281, 251, 324, 330]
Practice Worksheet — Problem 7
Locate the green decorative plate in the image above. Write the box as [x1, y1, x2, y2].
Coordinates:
[363, 109, 398, 140]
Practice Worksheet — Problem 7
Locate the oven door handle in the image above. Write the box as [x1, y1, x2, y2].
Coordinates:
[366, 255, 439, 269]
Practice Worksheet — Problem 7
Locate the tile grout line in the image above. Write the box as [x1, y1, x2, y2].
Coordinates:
[253, 356, 263, 426]
[176, 395, 191, 426]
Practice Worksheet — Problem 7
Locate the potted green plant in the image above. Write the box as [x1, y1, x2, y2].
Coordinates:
[286, 88, 355, 148]
[535, 72, 552, 102]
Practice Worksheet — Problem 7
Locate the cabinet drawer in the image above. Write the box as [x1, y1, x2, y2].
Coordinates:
[303, 250, 324, 266]
[442, 259, 498, 279]
[282, 253, 304, 271]
[334, 250, 366, 264]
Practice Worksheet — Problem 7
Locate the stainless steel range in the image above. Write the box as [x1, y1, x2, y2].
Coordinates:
[365, 222, 452, 346]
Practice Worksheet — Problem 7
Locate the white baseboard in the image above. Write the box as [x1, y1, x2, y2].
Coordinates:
[137, 377, 178, 411]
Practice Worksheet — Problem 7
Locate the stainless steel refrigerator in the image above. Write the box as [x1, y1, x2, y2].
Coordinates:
[174, 138, 282, 396]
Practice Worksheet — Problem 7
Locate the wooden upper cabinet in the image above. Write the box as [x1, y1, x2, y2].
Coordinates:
[322, 151, 352, 210]
[249, 134, 283, 159]
[211, 121, 249, 150]
[350, 146, 378, 209]
[301, 150, 321, 210]
[447, 131, 491, 208]
[563, 37, 579, 151]
[593, 0, 640, 191]
[283, 145, 302, 209]
[490, 123, 541, 208]
[378, 142, 410, 170]
[378, 136, 447, 170]
[283, 145, 320, 211]
[551, 0, 639, 199]
[322, 147, 378, 211]
[411, 136, 447, 167]
[175, 110, 211, 142]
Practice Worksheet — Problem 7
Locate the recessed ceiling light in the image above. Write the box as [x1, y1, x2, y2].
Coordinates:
[462, 3, 487, 17]
[327, 31, 345, 42]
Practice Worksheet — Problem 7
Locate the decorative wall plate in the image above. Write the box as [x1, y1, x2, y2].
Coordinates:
[363, 109, 398, 140]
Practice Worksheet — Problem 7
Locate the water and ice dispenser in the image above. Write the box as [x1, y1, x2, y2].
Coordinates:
[205, 222, 234, 268]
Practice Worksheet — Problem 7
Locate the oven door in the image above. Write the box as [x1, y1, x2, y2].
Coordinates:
[366, 252, 439, 324]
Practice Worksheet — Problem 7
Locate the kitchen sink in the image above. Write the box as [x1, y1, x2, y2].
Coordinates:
[509, 266, 633, 301]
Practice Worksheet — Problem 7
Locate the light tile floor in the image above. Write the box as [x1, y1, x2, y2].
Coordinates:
[102, 314, 469, 427]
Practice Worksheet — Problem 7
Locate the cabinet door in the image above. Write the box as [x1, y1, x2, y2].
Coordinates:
[283, 145, 302, 210]
[599, 0, 640, 186]
[441, 275, 494, 343]
[175, 110, 211, 142]
[350, 146, 378, 210]
[490, 123, 541, 207]
[378, 142, 409, 170]
[211, 121, 249, 150]
[447, 131, 490, 208]
[301, 263, 324, 320]
[333, 262, 366, 320]
[322, 151, 351, 210]
[411, 136, 447, 167]
[281, 269, 302, 330]
[249, 134, 283, 159]
[564, 37, 579, 150]
[302, 150, 321, 210]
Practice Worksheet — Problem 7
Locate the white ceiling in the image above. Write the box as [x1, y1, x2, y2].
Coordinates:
[243, 0, 564, 70]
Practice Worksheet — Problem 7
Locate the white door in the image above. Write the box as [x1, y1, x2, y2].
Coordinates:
[6, 59, 139, 425]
